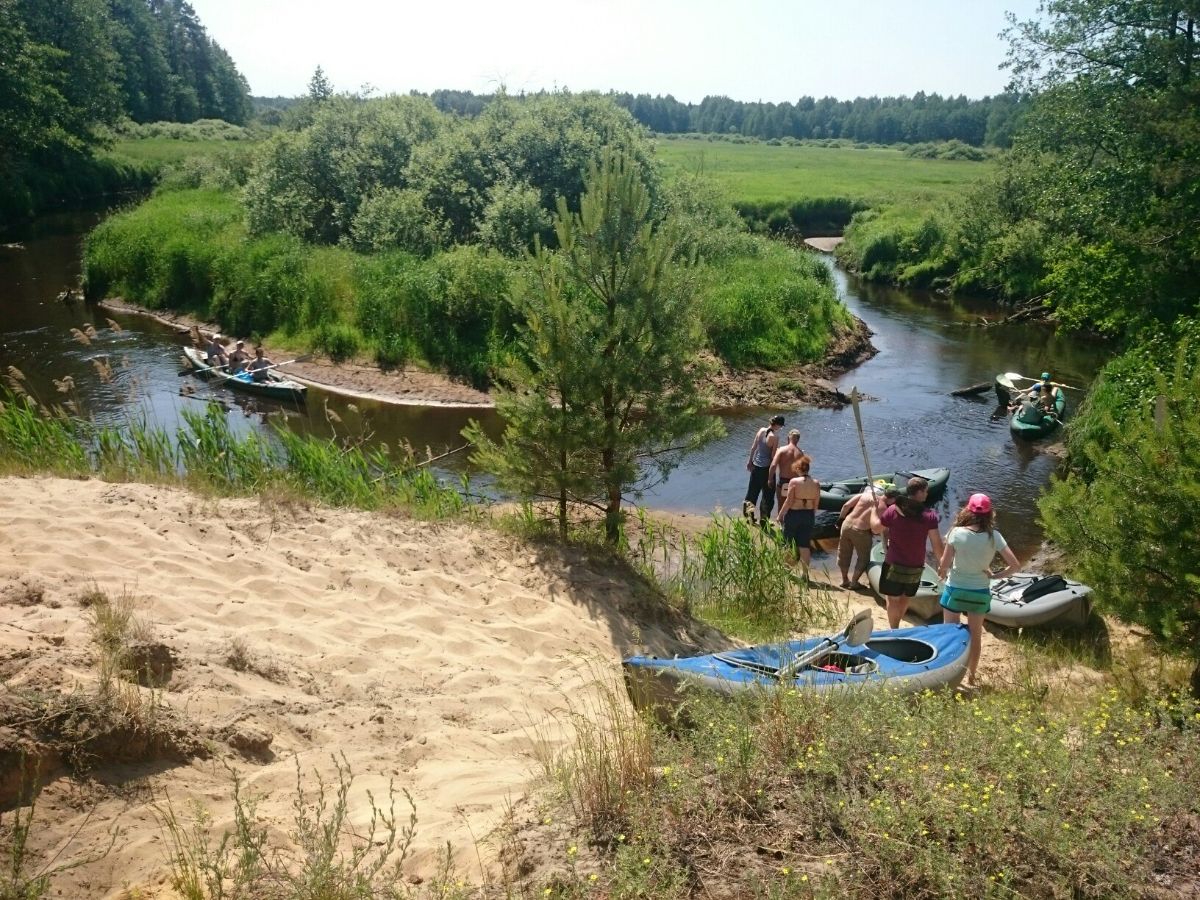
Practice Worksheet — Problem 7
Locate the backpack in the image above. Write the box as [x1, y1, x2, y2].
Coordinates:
[1021, 574, 1068, 602]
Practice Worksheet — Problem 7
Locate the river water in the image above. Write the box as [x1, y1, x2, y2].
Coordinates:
[0, 212, 1109, 558]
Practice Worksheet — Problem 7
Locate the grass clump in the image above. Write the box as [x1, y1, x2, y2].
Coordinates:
[530, 682, 1199, 898]
[159, 756, 469, 900]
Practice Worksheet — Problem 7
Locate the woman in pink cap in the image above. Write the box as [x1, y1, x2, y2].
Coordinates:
[937, 492, 1020, 685]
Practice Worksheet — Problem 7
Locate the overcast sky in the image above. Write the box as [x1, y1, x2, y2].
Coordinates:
[191, 0, 1044, 102]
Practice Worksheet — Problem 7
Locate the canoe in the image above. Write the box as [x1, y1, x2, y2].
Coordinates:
[183, 346, 307, 402]
[818, 467, 950, 512]
[623, 623, 969, 719]
[865, 543, 1093, 628]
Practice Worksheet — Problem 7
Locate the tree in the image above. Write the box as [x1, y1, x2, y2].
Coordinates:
[1039, 349, 1200, 693]
[467, 149, 722, 543]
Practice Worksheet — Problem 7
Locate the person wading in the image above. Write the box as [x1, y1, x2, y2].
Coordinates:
[743, 415, 784, 524]
[878, 476, 945, 628]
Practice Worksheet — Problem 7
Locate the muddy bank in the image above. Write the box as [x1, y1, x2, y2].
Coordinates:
[99, 298, 876, 411]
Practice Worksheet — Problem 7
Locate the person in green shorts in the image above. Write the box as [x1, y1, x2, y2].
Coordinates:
[937, 493, 1020, 685]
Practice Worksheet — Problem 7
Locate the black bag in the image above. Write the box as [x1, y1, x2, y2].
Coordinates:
[1022, 574, 1068, 601]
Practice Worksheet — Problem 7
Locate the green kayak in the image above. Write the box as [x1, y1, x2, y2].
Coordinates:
[1009, 389, 1066, 440]
[818, 467, 950, 512]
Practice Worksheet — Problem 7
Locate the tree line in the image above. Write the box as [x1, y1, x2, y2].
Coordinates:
[420, 88, 1024, 148]
[1, 0, 249, 222]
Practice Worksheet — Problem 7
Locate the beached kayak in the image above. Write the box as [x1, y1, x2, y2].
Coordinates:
[818, 467, 950, 512]
[865, 543, 1093, 628]
[183, 346, 307, 402]
[623, 622, 969, 720]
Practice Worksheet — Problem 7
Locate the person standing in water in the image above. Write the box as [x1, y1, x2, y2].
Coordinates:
[743, 415, 784, 523]
[878, 476, 945, 629]
[776, 455, 820, 573]
[938, 493, 1020, 686]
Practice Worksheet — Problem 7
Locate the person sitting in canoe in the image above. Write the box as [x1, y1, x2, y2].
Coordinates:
[227, 340, 250, 374]
[1010, 384, 1046, 425]
[204, 333, 228, 369]
[246, 347, 275, 382]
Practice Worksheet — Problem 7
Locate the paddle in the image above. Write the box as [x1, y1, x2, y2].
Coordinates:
[849, 386, 876, 492]
[236, 355, 311, 381]
[178, 357, 229, 377]
[1003, 371, 1082, 391]
[776, 609, 874, 681]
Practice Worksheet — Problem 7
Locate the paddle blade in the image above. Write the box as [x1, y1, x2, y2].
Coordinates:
[844, 608, 874, 646]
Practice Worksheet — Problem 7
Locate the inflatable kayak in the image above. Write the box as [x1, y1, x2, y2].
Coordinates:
[818, 467, 950, 512]
[1009, 389, 1066, 440]
[866, 543, 1093, 628]
[623, 617, 969, 721]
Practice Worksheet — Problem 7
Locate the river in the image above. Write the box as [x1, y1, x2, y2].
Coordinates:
[0, 212, 1109, 558]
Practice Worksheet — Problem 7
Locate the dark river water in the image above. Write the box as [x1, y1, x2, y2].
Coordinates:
[0, 212, 1109, 559]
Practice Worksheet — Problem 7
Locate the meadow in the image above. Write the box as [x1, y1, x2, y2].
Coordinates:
[654, 136, 992, 225]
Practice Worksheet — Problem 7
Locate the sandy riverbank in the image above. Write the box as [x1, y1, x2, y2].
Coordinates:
[1, 474, 1117, 896]
[98, 298, 876, 411]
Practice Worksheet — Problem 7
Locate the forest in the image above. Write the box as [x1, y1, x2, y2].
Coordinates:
[0, 0, 249, 220]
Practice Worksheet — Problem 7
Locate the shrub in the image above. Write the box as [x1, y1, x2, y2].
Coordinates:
[314, 322, 361, 362]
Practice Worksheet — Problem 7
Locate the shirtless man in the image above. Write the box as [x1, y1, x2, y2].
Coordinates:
[836, 487, 884, 589]
[767, 429, 803, 523]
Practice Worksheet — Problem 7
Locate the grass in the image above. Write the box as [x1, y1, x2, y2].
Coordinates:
[655, 136, 992, 212]
[104, 138, 255, 169]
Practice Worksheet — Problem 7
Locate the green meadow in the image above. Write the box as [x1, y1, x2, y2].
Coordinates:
[654, 136, 992, 230]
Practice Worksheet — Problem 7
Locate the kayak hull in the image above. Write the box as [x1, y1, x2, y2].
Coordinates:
[818, 466, 950, 512]
[624, 624, 969, 721]
[866, 543, 1094, 628]
[184, 346, 307, 402]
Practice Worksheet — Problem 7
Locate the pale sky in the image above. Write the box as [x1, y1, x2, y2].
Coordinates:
[193, 0, 1044, 102]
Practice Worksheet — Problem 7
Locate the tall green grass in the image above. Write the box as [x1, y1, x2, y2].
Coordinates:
[0, 393, 466, 519]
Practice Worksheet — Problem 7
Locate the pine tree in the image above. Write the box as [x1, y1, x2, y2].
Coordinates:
[468, 149, 722, 543]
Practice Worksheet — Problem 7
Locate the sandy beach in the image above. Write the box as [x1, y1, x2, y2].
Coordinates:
[1, 475, 1110, 897]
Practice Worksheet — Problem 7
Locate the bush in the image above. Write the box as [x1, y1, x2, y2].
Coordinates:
[314, 322, 361, 362]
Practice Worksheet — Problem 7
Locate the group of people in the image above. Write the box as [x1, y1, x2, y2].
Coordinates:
[742, 414, 1020, 685]
[203, 333, 275, 382]
[1009, 371, 1063, 426]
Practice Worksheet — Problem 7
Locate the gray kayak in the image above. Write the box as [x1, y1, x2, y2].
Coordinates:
[866, 542, 1094, 628]
[183, 346, 307, 402]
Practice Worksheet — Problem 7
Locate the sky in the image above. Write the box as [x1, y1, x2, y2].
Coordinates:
[191, 0, 1045, 103]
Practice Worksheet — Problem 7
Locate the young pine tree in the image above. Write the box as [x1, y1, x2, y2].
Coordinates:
[467, 148, 721, 543]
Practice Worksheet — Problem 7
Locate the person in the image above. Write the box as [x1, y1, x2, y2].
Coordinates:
[1010, 384, 1046, 425]
[937, 493, 1020, 686]
[836, 486, 884, 589]
[878, 476, 945, 629]
[744, 415, 784, 523]
[1038, 372, 1062, 415]
[245, 346, 275, 382]
[776, 455, 820, 572]
[768, 429, 803, 522]
[227, 340, 250, 374]
[203, 333, 228, 369]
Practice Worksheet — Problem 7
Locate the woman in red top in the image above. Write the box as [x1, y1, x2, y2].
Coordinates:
[878, 476, 945, 629]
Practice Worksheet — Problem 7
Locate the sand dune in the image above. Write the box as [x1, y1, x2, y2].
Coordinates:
[0, 475, 719, 898]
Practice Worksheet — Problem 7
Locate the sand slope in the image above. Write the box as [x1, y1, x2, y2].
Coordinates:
[0, 476, 718, 898]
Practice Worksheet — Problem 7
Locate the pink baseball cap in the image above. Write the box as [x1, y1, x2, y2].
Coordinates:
[967, 492, 992, 514]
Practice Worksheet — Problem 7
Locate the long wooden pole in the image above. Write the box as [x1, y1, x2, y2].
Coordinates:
[849, 386, 875, 489]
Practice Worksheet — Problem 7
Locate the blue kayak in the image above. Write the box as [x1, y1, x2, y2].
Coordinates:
[624, 623, 969, 717]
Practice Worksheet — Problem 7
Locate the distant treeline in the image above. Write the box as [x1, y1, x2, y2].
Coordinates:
[1, 0, 249, 222]
[252, 89, 1023, 148]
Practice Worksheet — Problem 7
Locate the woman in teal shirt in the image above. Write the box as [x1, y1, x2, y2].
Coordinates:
[937, 493, 1020, 685]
